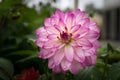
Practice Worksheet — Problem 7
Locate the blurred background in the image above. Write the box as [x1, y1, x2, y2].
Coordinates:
[0, 0, 120, 48]
[0, 0, 120, 80]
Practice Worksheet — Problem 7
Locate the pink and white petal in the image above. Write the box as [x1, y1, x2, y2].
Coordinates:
[70, 60, 84, 74]
[56, 43, 65, 49]
[38, 49, 55, 59]
[47, 34, 57, 40]
[92, 40, 101, 48]
[80, 11, 87, 18]
[89, 22, 100, 33]
[74, 54, 82, 62]
[44, 18, 51, 27]
[36, 27, 42, 36]
[61, 58, 71, 71]
[75, 11, 87, 24]
[85, 55, 97, 66]
[35, 40, 44, 47]
[82, 18, 90, 27]
[53, 48, 64, 65]
[50, 16, 59, 26]
[54, 25, 61, 32]
[74, 47, 85, 62]
[36, 27, 47, 36]
[48, 58, 55, 69]
[37, 37, 48, 42]
[78, 18, 90, 26]
[70, 25, 81, 33]
[72, 9, 81, 16]
[77, 38, 93, 49]
[73, 27, 89, 39]
[65, 14, 75, 31]
[83, 51, 91, 56]
[88, 48, 98, 55]
[44, 26, 59, 34]
[36, 29, 48, 41]
[55, 9, 64, 19]
[64, 46, 74, 62]
[44, 51, 55, 59]
[58, 19, 66, 31]
[53, 65, 61, 73]
[38, 49, 48, 58]
[85, 31, 99, 41]
[64, 10, 72, 20]
[43, 40, 60, 49]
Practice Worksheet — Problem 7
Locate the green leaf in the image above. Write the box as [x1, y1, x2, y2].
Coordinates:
[0, 58, 14, 80]
[16, 55, 37, 63]
[74, 66, 102, 80]
[0, 72, 10, 80]
[107, 62, 120, 80]
[5, 50, 37, 62]
[39, 74, 47, 80]
[15, 56, 47, 74]
[107, 43, 114, 52]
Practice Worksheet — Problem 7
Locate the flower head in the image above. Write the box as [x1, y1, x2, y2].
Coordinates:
[35, 9, 100, 74]
[16, 67, 40, 80]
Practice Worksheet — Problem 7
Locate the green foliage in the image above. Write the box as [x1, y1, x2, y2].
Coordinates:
[0, 0, 56, 79]
[74, 66, 102, 80]
[0, 58, 14, 80]
[107, 62, 120, 80]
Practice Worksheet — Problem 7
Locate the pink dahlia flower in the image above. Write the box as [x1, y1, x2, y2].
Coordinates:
[35, 9, 100, 74]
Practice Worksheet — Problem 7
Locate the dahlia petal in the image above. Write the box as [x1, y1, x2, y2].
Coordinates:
[73, 27, 89, 39]
[50, 16, 59, 26]
[73, 34, 80, 39]
[89, 22, 100, 33]
[65, 13, 75, 31]
[37, 37, 48, 42]
[44, 18, 51, 26]
[54, 25, 61, 32]
[43, 40, 60, 49]
[53, 65, 61, 73]
[78, 18, 90, 26]
[70, 60, 84, 74]
[82, 18, 90, 27]
[35, 40, 44, 47]
[55, 9, 64, 19]
[47, 34, 57, 40]
[54, 49, 64, 65]
[76, 11, 87, 23]
[44, 26, 59, 34]
[85, 31, 99, 40]
[83, 51, 91, 56]
[74, 54, 82, 62]
[73, 9, 81, 15]
[84, 48, 97, 56]
[77, 38, 93, 49]
[48, 58, 55, 69]
[70, 25, 81, 33]
[36, 27, 42, 36]
[93, 40, 101, 48]
[55, 42, 64, 49]
[61, 58, 71, 71]
[36, 27, 47, 37]
[38, 49, 55, 59]
[58, 19, 66, 31]
[85, 56, 97, 66]
[74, 47, 85, 62]
[64, 46, 74, 62]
